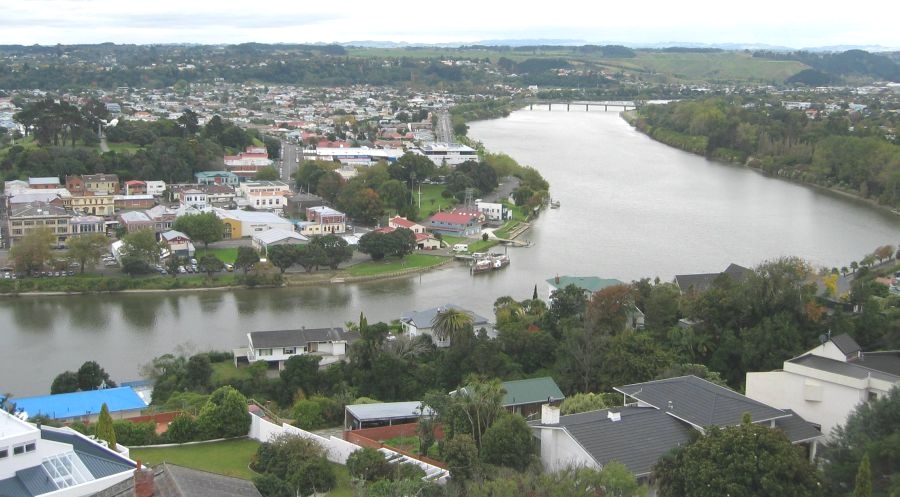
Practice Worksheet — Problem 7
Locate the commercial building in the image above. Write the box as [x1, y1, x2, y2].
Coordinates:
[7, 202, 72, 247]
[214, 209, 294, 239]
[304, 146, 404, 167]
[300, 206, 346, 236]
[224, 146, 272, 179]
[195, 170, 240, 187]
[414, 142, 478, 166]
[13, 387, 147, 423]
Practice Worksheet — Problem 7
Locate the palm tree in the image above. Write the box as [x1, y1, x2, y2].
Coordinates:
[431, 307, 474, 344]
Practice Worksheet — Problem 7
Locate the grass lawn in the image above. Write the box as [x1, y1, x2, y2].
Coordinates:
[104, 142, 142, 154]
[195, 247, 239, 264]
[210, 361, 254, 385]
[129, 439, 261, 480]
[348, 254, 447, 277]
[417, 184, 457, 217]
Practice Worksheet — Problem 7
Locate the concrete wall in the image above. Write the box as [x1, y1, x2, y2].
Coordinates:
[537, 427, 597, 473]
[249, 414, 359, 464]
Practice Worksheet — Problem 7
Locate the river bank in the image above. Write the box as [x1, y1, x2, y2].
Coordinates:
[621, 111, 900, 218]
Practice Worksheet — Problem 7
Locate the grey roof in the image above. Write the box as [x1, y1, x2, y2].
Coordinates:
[345, 401, 434, 422]
[10, 202, 69, 218]
[615, 375, 789, 428]
[533, 406, 694, 477]
[93, 463, 263, 497]
[856, 352, 900, 376]
[674, 263, 750, 294]
[789, 354, 900, 382]
[249, 327, 357, 348]
[774, 409, 823, 443]
[400, 304, 491, 329]
[831, 333, 861, 356]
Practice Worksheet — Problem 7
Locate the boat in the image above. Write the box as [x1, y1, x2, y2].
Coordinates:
[491, 253, 510, 268]
[471, 259, 493, 274]
[549, 199, 561, 209]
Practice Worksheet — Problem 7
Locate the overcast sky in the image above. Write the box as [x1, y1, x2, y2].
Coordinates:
[2, 0, 898, 48]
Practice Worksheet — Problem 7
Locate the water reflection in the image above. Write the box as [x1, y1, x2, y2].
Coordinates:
[118, 295, 164, 329]
[9, 300, 58, 332]
[197, 292, 225, 313]
[66, 297, 111, 330]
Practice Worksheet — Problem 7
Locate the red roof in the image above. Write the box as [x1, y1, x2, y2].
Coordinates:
[389, 216, 417, 228]
[415, 233, 434, 242]
[125, 180, 146, 185]
[374, 226, 395, 234]
[430, 211, 476, 225]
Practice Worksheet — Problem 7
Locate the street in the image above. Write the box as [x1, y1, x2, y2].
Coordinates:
[281, 143, 302, 185]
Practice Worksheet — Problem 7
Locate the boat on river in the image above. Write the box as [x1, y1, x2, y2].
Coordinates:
[471, 253, 510, 274]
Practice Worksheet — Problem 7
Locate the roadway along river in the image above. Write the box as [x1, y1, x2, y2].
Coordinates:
[3, 109, 899, 396]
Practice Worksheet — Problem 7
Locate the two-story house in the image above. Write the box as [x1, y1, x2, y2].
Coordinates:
[235, 327, 360, 370]
[301, 206, 346, 236]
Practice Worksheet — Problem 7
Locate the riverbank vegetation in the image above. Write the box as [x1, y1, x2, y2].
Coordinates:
[632, 97, 900, 209]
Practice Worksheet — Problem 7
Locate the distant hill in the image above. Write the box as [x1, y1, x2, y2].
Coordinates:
[760, 49, 900, 83]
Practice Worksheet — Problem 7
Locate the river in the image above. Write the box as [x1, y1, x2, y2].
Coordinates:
[2, 108, 898, 396]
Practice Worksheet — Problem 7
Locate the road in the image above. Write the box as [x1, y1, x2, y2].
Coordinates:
[435, 109, 453, 143]
[281, 143, 302, 185]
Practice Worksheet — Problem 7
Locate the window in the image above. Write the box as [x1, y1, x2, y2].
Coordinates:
[258, 348, 272, 356]
[25, 442, 35, 452]
[283, 348, 295, 355]
[868, 391, 879, 402]
[0, 447, 8, 459]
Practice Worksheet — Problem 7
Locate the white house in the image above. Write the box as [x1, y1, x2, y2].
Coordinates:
[160, 230, 195, 258]
[399, 304, 494, 347]
[475, 201, 509, 223]
[234, 327, 360, 370]
[745, 334, 900, 437]
[145, 180, 167, 197]
[239, 181, 291, 213]
[180, 189, 208, 209]
[0, 409, 137, 496]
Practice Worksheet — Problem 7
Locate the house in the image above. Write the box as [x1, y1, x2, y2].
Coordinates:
[113, 195, 155, 210]
[376, 221, 440, 250]
[214, 209, 294, 239]
[399, 304, 494, 347]
[8, 191, 68, 208]
[388, 216, 425, 234]
[7, 202, 72, 248]
[286, 192, 326, 216]
[13, 387, 148, 423]
[426, 211, 480, 237]
[531, 376, 823, 480]
[223, 146, 272, 179]
[235, 327, 360, 370]
[252, 228, 309, 257]
[117, 211, 154, 233]
[27, 177, 61, 190]
[745, 333, 900, 438]
[67, 192, 116, 216]
[195, 170, 240, 187]
[123, 180, 147, 196]
[200, 184, 237, 208]
[476, 201, 509, 223]
[238, 181, 290, 213]
[81, 174, 120, 195]
[179, 189, 208, 209]
[454, 377, 565, 420]
[94, 462, 263, 497]
[300, 206, 346, 236]
[0, 409, 137, 497]
[145, 181, 167, 197]
[546, 276, 645, 329]
[160, 230, 195, 258]
[674, 263, 750, 295]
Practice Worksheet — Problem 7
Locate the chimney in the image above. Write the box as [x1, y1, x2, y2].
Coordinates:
[133, 460, 154, 497]
[541, 404, 560, 425]
[607, 411, 621, 422]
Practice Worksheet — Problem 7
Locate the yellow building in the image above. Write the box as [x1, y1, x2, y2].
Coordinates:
[65, 193, 116, 216]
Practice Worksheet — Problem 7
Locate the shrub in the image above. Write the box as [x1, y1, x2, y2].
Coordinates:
[346, 447, 391, 482]
[165, 412, 197, 443]
[291, 399, 324, 430]
[112, 420, 158, 446]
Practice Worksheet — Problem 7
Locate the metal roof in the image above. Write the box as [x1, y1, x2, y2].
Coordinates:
[774, 409, 824, 443]
[94, 463, 264, 497]
[345, 401, 433, 422]
[830, 333, 861, 356]
[615, 375, 789, 428]
[249, 327, 357, 349]
[789, 354, 899, 382]
[252, 228, 308, 245]
[674, 263, 750, 294]
[14, 387, 147, 420]
[400, 304, 491, 329]
[501, 377, 565, 406]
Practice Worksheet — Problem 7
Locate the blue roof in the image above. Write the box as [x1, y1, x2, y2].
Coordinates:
[14, 387, 147, 420]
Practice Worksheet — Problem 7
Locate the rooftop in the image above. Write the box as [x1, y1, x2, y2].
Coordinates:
[252, 228, 308, 245]
[789, 353, 900, 382]
[400, 304, 491, 329]
[14, 387, 147, 420]
[94, 463, 262, 497]
[615, 375, 790, 429]
[345, 401, 433, 422]
[500, 377, 566, 407]
[215, 209, 290, 224]
[674, 263, 750, 294]
[249, 327, 357, 349]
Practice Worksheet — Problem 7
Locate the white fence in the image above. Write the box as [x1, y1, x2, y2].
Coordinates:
[248, 413, 360, 464]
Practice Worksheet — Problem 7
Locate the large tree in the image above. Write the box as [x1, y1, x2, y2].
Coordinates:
[481, 412, 535, 470]
[234, 246, 260, 274]
[66, 233, 109, 274]
[9, 227, 55, 274]
[197, 254, 224, 277]
[653, 415, 822, 497]
[311, 234, 353, 269]
[173, 212, 224, 249]
[122, 229, 162, 264]
[266, 244, 296, 274]
[431, 307, 474, 344]
[195, 386, 251, 439]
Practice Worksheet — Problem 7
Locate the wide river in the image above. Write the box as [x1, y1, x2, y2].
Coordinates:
[3, 109, 899, 396]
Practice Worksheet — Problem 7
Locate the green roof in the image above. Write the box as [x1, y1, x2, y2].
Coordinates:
[546, 276, 624, 294]
[501, 377, 565, 407]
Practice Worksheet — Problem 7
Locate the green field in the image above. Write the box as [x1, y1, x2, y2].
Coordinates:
[129, 438, 354, 495]
[348, 254, 447, 277]
[103, 142, 142, 154]
[210, 361, 254, 385]
[195, 247, 239, 264]
[130, 439, 261, 480]
[631, 52, 808, 83]
[417, 184, 457, 217]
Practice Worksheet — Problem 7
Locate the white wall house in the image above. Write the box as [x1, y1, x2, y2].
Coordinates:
[180, 189, 208, 208]
[746, 334, 899, 438]
[475, 201, 509, 222]
[145, 180, 167, 197]
[399, 304, 495, 348]
[235, 327, 359, 370]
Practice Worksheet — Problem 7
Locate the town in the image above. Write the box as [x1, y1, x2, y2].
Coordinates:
[0, 41, 899, 497]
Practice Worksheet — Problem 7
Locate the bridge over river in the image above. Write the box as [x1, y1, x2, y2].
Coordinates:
[527, 100, 639, 111]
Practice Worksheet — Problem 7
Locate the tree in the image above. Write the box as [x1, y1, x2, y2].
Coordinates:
[176, 110, 199, 136]
[95, 403, 117, 448]
[389, 228, 416, 259]
[358, 231, 392, 261]
[266, 245, 296, 274]
[586, 284, 636, 336]
[122, 229, 162, 264]
[197, 254, 224, 277]
[278, 355, 321, 405]
[822, 387, 900, 497]
[432, 307, 474, 344]
[481, 412, 535, 471]
[66, 233, 109, 274]
[312, 234, 353, 269]
[560, 392, 612, 415]
[292, 399, 324, 430]
[234, 246, 260, 274]
[853, 453, 872, 497]
[165, 412, 197, 443]
[442, 433, 479, 484]
[294, 244, 327, 273]
[183, 354, 213, 392]
[173, 212, 224, 249]
[873, 245, 894, 263]
[254, 166, 280, 181]
[195, 386, 251, 439]
[252, 434, 336, 496]
[50, 371, 80, 394]
[9, 227, 55, 274]
[77, 361, 115, 391]
[653, 417, 822, 497]
[599, 461, 642, 497]
[346, 447, 391, 482]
